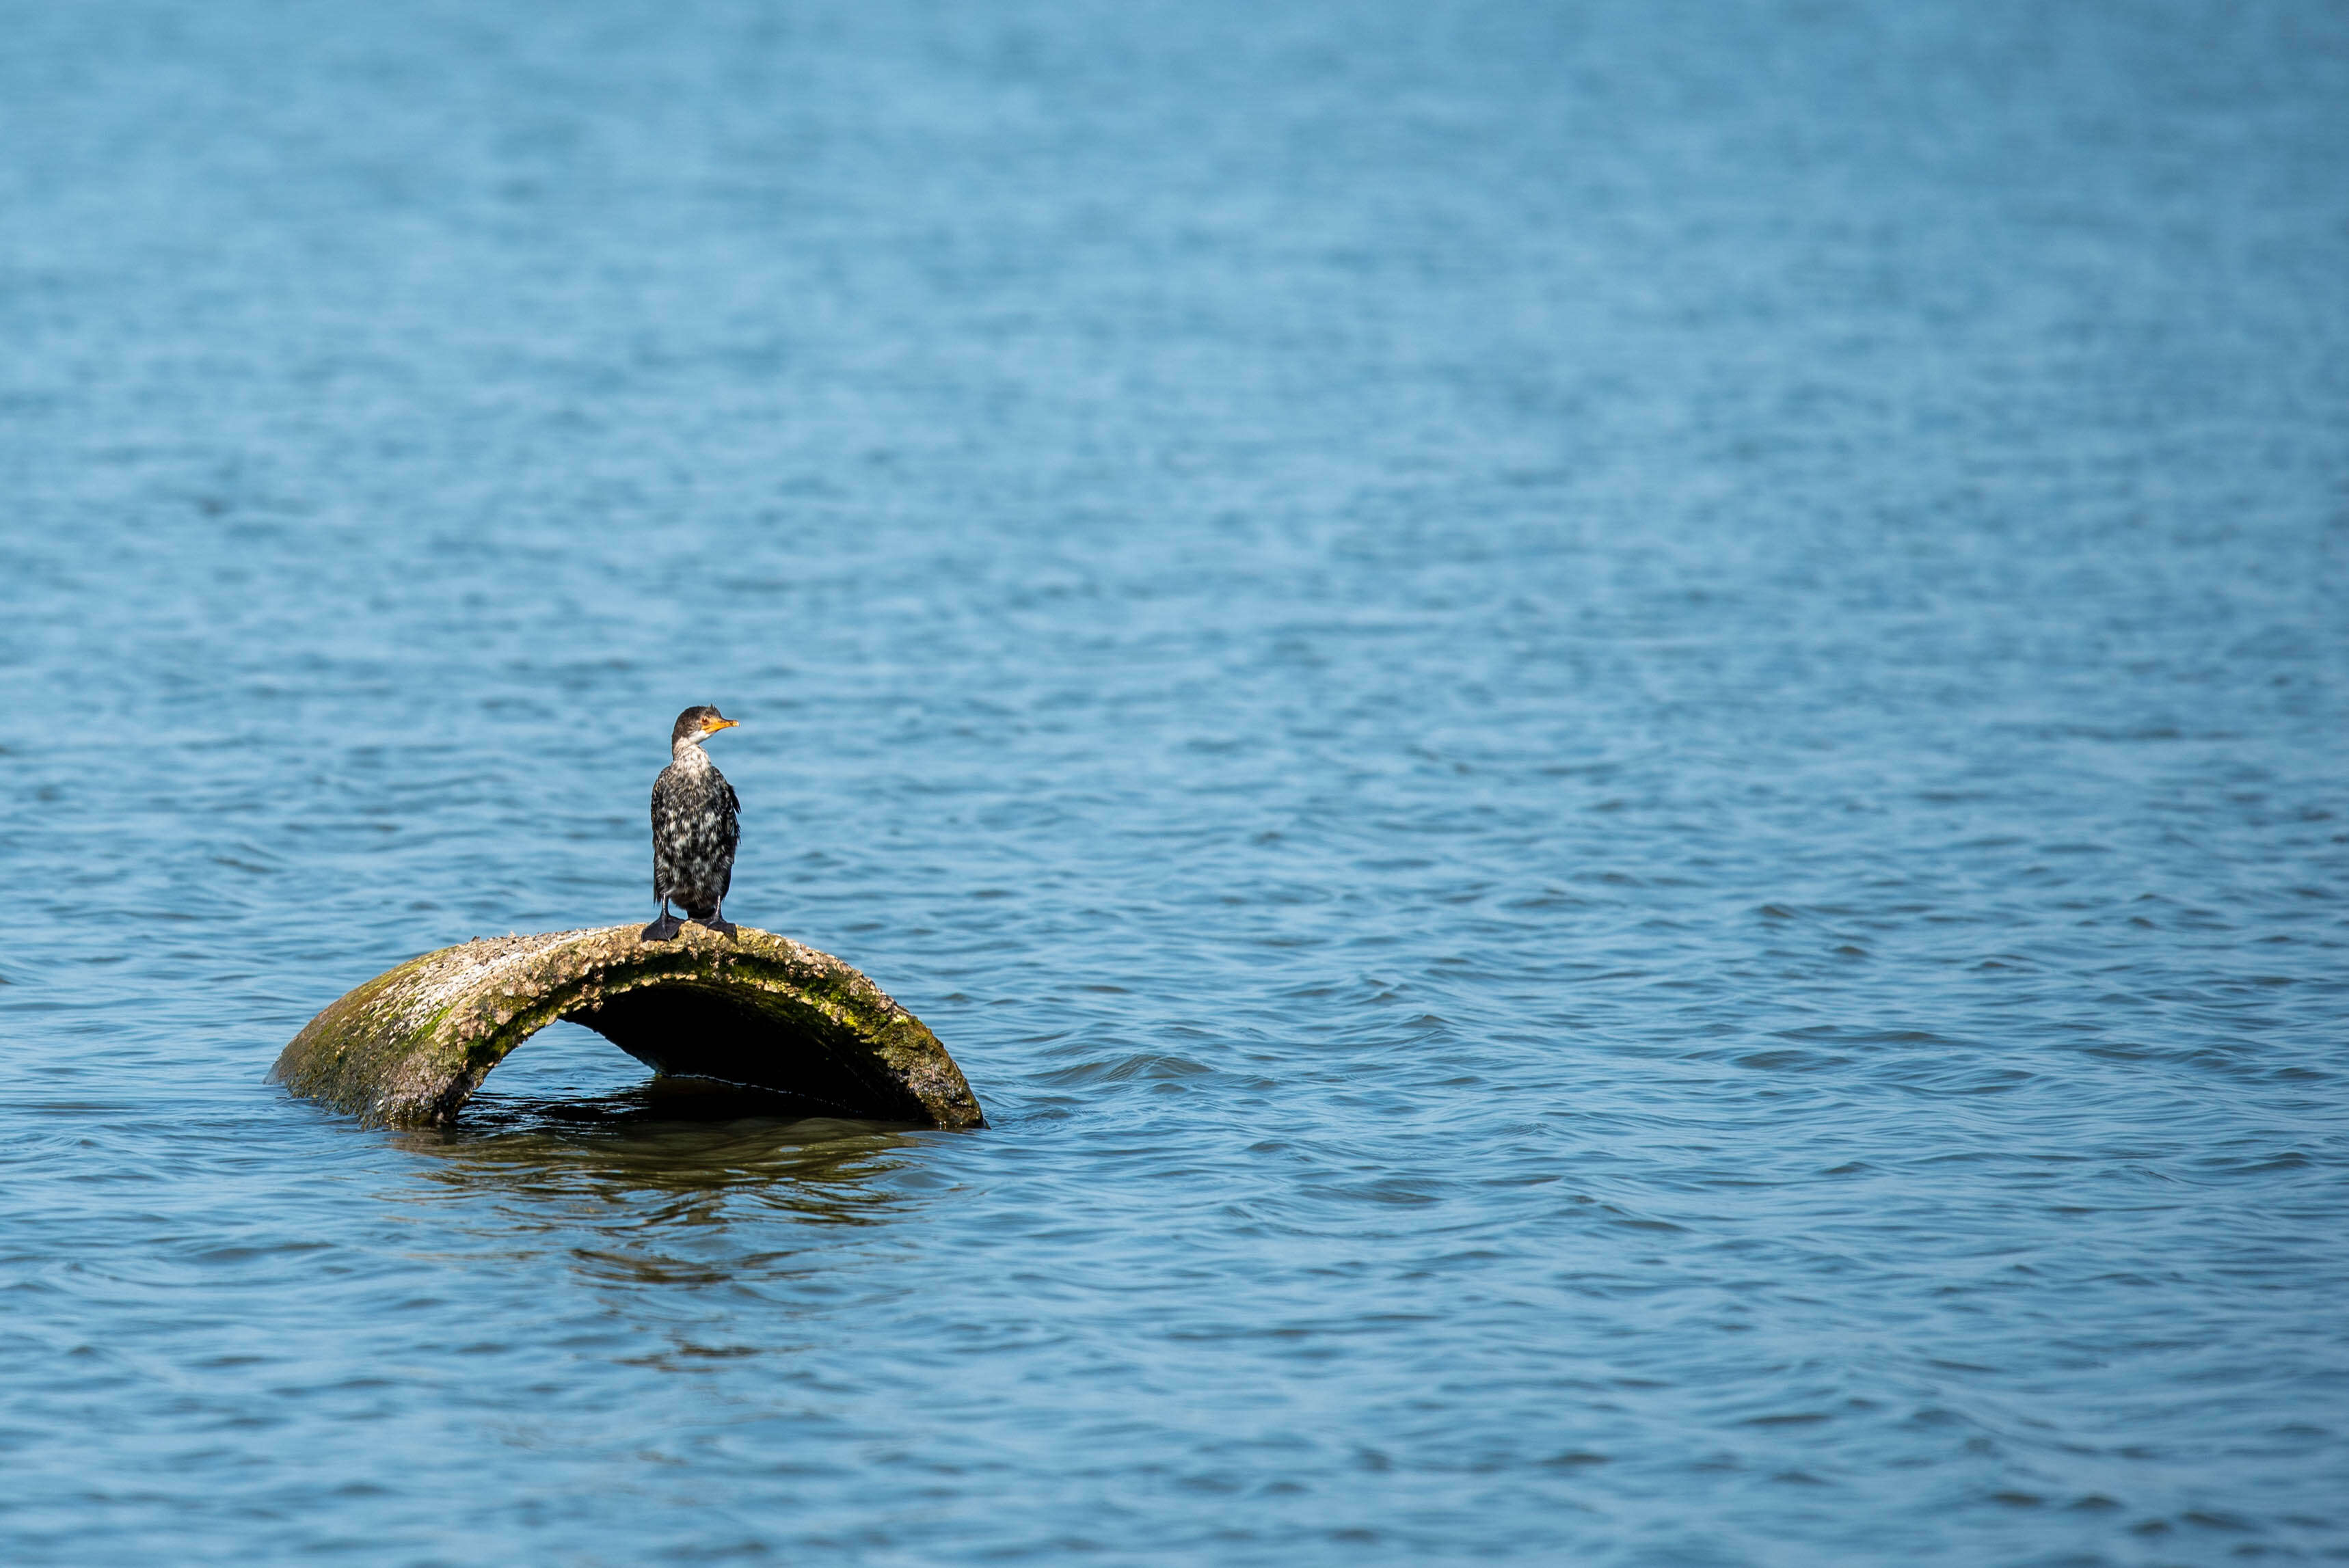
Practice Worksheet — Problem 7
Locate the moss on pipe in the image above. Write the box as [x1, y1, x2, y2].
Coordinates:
[271, 925, 983, 1130]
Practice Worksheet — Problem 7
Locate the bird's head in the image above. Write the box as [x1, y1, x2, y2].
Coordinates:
[671, 705, 740, 753]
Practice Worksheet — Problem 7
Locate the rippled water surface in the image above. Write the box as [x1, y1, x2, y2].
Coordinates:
[5, 1, 2348, 1562]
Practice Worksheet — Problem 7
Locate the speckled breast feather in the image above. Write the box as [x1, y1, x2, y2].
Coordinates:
[649, 744, 740, 918]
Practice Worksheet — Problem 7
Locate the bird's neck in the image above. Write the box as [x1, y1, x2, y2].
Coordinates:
[671, 740, 712, 770]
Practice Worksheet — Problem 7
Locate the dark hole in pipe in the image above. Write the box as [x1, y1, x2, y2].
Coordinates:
[562, 982, 928, 1122]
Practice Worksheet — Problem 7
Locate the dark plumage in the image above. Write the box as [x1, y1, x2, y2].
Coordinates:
[642, 705, 741, 941]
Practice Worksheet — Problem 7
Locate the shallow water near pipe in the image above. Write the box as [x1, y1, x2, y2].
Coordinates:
[3, 1, 2346, 1563]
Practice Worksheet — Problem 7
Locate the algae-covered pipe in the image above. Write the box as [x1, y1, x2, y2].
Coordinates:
[270, 925, 984, 1129]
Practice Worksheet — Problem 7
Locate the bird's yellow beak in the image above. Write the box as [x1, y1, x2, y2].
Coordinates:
[705, 718, 739, 733]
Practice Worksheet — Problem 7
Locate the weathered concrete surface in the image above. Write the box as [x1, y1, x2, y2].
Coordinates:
[271, 925, 984, 1130]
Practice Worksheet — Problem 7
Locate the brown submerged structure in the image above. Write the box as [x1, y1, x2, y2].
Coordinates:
[271, 924, 983, 1130]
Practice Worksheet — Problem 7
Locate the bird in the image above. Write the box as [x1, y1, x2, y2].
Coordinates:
[642, 705, 742, 941]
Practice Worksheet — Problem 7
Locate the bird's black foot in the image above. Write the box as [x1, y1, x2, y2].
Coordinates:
[641, 914, 684, 942]
[697, 915, 739, 939]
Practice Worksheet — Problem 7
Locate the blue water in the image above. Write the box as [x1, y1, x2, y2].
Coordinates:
[4, 1, 2347, 1561]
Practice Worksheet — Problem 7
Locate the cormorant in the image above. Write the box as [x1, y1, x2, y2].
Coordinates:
[643, 705, 741, 941]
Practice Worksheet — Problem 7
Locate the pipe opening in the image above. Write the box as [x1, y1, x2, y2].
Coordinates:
[563, 982, 932, 1122]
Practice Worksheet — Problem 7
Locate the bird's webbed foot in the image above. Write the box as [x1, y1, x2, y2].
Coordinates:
[697, 914, 740, 939]
[641, 913, 684, 942]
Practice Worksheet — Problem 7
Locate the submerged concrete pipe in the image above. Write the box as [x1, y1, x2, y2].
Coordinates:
[271, 925, 984, 1130]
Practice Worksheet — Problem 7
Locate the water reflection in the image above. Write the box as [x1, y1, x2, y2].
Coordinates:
[384, 1081, 939, 1297]
[371, 1092, 937, 1383]
[398, 1083, 924, 1202]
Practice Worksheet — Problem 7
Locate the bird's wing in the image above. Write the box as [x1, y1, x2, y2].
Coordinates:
[717, 776, 740, 895]
[649, 766, 680, 895]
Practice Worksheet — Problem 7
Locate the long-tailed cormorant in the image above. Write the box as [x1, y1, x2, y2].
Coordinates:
[643, 705, 741, 941]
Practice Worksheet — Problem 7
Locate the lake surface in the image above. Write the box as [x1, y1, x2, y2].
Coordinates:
[3, 1, 2346, 1561]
